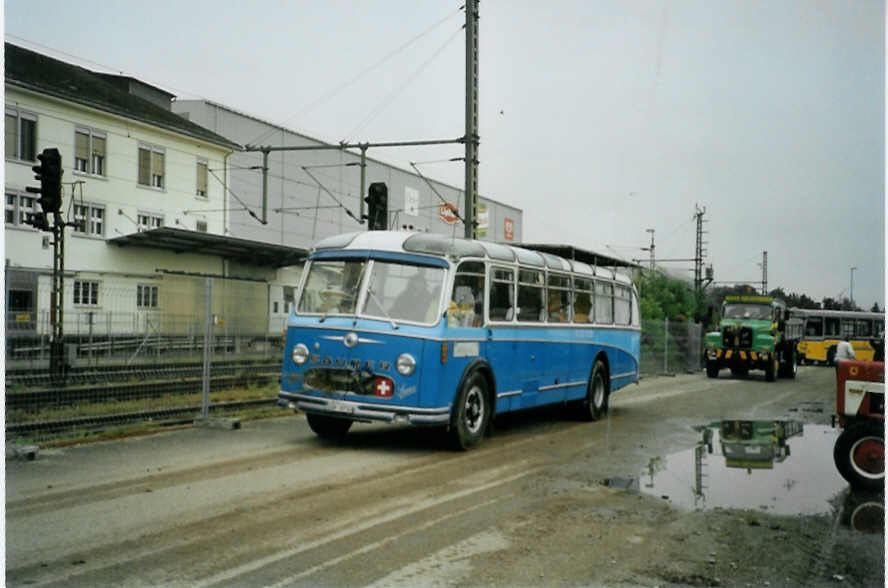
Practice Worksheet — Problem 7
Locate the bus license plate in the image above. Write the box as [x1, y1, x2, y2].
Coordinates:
[329, 399, 353, 414]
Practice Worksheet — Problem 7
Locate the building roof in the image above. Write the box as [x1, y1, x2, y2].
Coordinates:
[109, 227, 307, 268]
[5, 43, 241, 151]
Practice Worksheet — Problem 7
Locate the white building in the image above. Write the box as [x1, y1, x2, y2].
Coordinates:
[171, 99, 524, 249]
[4, 43, 297, 360]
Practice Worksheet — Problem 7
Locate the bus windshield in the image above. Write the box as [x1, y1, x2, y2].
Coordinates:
[298, 259, 366, 315]
[362, 262, 445, 324]
[724, 303, 772, 320]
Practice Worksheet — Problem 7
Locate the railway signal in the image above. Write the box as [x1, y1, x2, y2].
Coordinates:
[26, 147, 63, 215]
[365, 182, 388, 230]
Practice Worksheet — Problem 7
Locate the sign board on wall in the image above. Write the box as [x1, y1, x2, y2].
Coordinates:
[504, 218, 515, 241]
[476, 202, 489, 238]
[404, 187, 419, 217]
[439, 202, 460, 225]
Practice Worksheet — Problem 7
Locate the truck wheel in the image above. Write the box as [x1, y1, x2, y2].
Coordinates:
[834, 421, 884, 491]
[778, 347, 797, 378]
[580, 359, 610, 420]
[306, 413, 353, 441]
[765, 356, 778, 382]
[450, 371, 490, 450]
[706, 360, 719, 379]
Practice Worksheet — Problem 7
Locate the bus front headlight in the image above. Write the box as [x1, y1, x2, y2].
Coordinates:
[396, 353, 416, 376]
[292, 343, 310, 365]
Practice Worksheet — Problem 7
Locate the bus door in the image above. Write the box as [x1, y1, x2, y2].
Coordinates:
[514, 268, 547, 408]
[484, 266, 523, 411]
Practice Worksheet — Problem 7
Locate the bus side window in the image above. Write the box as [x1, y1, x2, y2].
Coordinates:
[448, 261, 485, 327]
[595, 280, 613, 324]
[573, 278, 593, 323]
[517, 269, 544, 322]
[488, 267, 515, 322]
[547, 273, 570, 323]
[825, 317, 840, 337]
[806, 317, 823, 337]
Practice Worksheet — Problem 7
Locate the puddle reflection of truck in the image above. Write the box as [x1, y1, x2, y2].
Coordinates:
[717, 420, 803, 469]
[705, 295, 803, 382]
[833, 360, 884, 490]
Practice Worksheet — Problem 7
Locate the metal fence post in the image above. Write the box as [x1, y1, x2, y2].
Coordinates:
[201, 277, 213, 420]
[663, 317, 669, 374]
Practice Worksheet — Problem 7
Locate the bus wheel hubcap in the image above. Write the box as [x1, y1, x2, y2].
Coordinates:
[464, 386, 484, 433]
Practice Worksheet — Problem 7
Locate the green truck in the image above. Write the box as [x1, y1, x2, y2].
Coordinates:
[704, 295, 802, 381]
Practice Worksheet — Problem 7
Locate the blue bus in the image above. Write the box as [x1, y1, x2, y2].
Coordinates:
[279, 231, 641, 449]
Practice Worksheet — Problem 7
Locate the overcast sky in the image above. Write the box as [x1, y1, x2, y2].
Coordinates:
[5, 0, 885, 308]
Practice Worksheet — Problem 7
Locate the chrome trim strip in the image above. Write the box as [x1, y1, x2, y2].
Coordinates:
[319, 335, 383, 344]
[279, 391, 451, 425]
[538, 380, 586, 392]
[612, 371, 637, 380]
[496, 389, 522, 398]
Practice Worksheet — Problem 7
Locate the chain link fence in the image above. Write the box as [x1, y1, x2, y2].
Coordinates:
[640, 318, 703, 377]
[6, 275, 286, 442]
[7, 276, 705, 441]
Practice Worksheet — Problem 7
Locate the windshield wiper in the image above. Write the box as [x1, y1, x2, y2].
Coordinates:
[366, 282, 399, 330]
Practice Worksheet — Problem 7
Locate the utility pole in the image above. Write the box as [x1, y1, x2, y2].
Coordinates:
[850, 266, 857, 309]
[464, 0, 480, 239]
[761, 251, 768, 295]
[643, 228, 655, 271]
[693, 205, 708, 323]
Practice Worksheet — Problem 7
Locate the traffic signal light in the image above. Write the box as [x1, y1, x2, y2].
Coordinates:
[26, 211, 51, 231]
[26, 147, 63, 214]
[365, 182, 388, 230]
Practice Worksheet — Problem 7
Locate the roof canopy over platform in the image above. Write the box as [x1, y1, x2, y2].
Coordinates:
[514, 243, 640, 269]
[109, 227, 307, 268]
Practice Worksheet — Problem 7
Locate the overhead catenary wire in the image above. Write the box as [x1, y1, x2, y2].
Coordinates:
[245, 5, 465, 146]
[345, 25, 464, 142]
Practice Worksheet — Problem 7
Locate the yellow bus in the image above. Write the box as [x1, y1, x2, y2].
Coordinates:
[792, 309, 885, 364]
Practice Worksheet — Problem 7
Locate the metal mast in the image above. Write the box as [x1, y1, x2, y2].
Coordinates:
[464, 0, 479, 239]
[761, 251, 768, 295]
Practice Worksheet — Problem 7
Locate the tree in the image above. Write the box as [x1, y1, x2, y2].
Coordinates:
[871, 302, 882, 313]
[634, 271, 695, 322]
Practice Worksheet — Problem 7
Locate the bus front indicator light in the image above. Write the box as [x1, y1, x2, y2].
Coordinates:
[292, 343, 310, 365]
[397, 353, 416, 376]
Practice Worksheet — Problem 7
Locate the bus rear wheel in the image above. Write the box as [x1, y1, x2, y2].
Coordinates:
[450, 372, 490, 450]
[580, 359, 609, 421]
[306, 413, 353, 441]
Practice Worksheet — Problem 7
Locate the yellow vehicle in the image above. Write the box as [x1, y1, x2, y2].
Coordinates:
[791, 309, 885, 364]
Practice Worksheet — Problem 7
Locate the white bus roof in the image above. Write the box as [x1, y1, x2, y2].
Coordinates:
[312, 231, 633, 283]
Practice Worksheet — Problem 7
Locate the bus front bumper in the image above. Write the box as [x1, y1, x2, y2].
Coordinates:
[278, 391, 451, 426]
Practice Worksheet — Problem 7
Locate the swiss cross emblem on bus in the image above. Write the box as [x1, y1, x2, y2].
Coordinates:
[374, 377, 394, 397]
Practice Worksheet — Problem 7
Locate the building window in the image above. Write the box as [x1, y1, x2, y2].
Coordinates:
[137, 284, 158, 308]
[137, 213, 164, 232]
[195, 220, 207, 232]
[74, 128, 106, 176]
[5, 107, 37, 162]
[5, 192, 36, 226]
[73, 203, 105, 237]
[196, 160, 208, 197]
[73, 280, 99, 306]
[138, 144, 165, 188]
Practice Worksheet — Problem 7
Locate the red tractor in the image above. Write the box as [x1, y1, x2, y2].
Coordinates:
[833, 360, 884, 490]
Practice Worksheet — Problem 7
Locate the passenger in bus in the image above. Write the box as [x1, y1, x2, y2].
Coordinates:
[547, 291, 567, 323]
[574, 295, 591, 323]
[393, 272, 438, 323]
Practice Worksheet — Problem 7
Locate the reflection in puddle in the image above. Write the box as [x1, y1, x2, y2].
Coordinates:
[638, 422, 849, 515]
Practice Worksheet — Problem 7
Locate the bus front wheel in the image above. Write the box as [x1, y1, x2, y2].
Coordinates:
[306, 413, 352, 441]
[581, 359, 609, 421]
[450, 372, 490, 450]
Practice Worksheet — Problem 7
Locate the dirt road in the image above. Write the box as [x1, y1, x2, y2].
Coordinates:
[6, 366, 884, 587]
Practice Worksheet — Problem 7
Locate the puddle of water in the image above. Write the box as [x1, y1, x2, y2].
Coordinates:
[634, 422, 851, 516]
